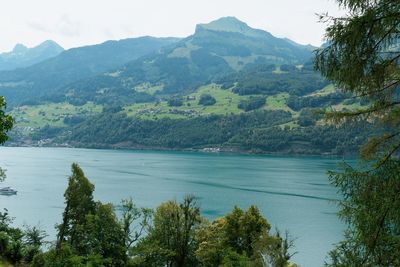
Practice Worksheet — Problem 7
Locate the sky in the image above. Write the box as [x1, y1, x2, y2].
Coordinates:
[0, 0, 345, 52]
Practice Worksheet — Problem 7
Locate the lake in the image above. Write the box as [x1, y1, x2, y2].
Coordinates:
[0, 147, 345, 266]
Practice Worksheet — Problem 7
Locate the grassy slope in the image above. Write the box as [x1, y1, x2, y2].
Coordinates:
[10, 82, 362, 137]
[11, 102, 102, 134]
[124, 84, 298, 120]
[124, 84, 248, 120]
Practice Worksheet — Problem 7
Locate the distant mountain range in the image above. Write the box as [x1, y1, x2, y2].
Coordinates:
[3, 17, 371, 155]
[61, 17, 315, 105]
[0, 17, 314, 106]
[0, 40, 64, 71]
[0, 37, 180, 105]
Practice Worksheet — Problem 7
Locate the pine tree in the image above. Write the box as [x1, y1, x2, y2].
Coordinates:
[315, 1, 400, 265]
[56, 163, 95, 255]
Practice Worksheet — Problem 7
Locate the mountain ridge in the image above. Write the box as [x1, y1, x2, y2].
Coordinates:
[0, 36, 181, 105]
[58, 17, 315, 105]
[4, 17, 371, 156]
[0, 40, 64, 71]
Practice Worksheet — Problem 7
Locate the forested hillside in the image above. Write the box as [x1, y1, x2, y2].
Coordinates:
[0, 37, 180, 105]
[3, 17, 374, 155]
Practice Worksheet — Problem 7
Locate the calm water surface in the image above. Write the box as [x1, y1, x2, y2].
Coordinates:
[0, 147, 346, 266]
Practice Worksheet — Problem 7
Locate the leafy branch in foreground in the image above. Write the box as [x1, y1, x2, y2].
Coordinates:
[315, 0, 400, 266]
[328, 160, 400, 266]
[315, 0, 400, 161]
[0, 96, 13, 182]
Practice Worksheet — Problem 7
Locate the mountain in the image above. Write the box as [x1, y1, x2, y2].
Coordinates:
[0, 40, 64, 71]
[59, 17, 315, 105]
[0, 37, 180, 105]
[5, 17, 370, 155]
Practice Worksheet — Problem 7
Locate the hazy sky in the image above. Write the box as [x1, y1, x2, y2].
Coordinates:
[0, 0, 344, 52]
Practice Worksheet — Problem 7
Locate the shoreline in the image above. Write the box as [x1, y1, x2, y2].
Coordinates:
[4, 142, 356, 159]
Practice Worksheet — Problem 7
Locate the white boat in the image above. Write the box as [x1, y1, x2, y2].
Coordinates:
[0, 187, 17, 195]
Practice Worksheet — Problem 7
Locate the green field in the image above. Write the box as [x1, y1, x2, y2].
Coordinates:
[12, 102, 102, 128]
[123, 84, 303, 121]
[124, 84, 252, 120]
[307, 84, 336, 97]
[10, 83, 349, 134]
[264, 93, 296, 113]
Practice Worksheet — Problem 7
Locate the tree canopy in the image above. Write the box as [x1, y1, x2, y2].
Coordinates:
[315, 0, 400, 162]
[0, 96, 13, 182]
[315, 0, 400, 265]
[0, 96, 13, 145]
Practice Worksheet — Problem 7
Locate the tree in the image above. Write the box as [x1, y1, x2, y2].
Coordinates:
[0, 212, 24, 264]
[0, 96, 13, 145]
[51, 164, 129, 266]
[315, 0, 400, 162]
[168, 97, 184, 107]
[0, 96, 13, 182]
[224, 205, 270, 256]
[86, 203, 127, 266]
[195, 206, 295, 267]
[56, 163, 95, 255]
[315, 0, 400, 265]
[238, 97, 266, 111]
[22, 225, 47, 262]
[132, 195, 201, 267]
[327, 160, 400, 266]
[254, 230, 297, 267]
[198, 94, 216, 106]
[195, 218, 226, 266]
[120, 198, 152, 251]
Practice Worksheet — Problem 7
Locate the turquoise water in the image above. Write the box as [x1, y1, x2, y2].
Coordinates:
[0, 147, 345, 266]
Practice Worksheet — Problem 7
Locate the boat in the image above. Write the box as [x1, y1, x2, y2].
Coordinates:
[0, 187, 17, 195]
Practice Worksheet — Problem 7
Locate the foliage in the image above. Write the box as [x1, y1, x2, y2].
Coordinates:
[254, 230, 297, 267]
[195, 206, 296, 267]
[0, 96, 13, 145]
[0, 209, 45, 265]
[86, 203, 127, 266]
[47, 110, 287, 148]
[31, 244, 85, 267]
[226, 65, 328, 96]
[53, 163, 129, 266]
[198, 94, 217, 106]
[315, 0, 400, 265]
[0, 96, 13, 182]
[315, 0, 400, 162]
[30, 108, 377, 155]
[327, 160, 400, 266]
[22, 225, 47, 262]
[1, 163, 298, 266]
[287, 93, 345, 111]
[132, 196, 201, 267]
[120, 198, 152, 250]
[56, 163, 96, 255]
[168, 97, 184, 107]
[238, 96, 266, 111]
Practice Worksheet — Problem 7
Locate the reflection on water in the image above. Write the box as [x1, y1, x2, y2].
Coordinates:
[0, 147, 346, 267]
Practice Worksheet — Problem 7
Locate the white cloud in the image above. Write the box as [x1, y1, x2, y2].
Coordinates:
[57, 14, 81, 37]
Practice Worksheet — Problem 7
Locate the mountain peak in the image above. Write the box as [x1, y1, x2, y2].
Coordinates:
[0, 40, 64, 71]
[12, 43, 28, 53]
[196, 17, 251, 33]
[37, 40, 64, 50]
[194, 16, 272, 40]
